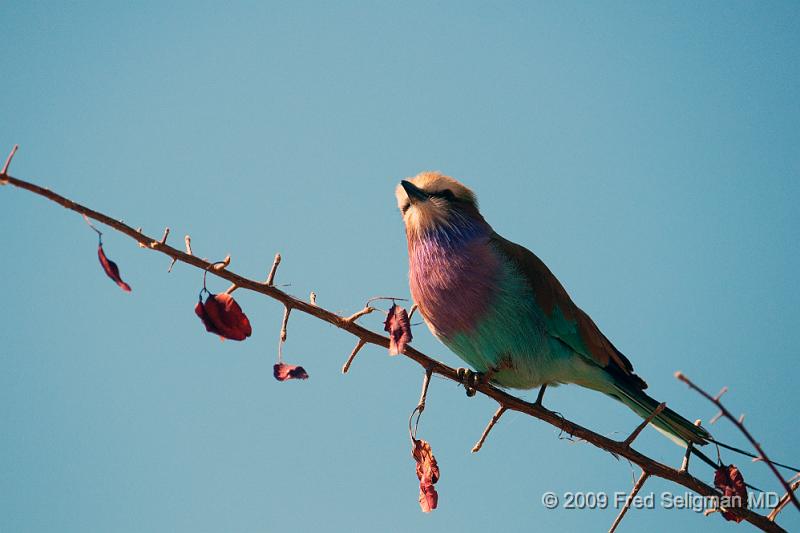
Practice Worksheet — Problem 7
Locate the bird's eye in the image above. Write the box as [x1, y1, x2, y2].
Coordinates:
[430, 189, 456, 201]
[401, 202, 410, 214]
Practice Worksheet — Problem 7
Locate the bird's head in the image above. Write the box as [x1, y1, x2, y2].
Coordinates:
[395, 171, 483, 240]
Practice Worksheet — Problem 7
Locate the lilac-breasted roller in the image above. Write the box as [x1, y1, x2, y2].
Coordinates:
[396, 171, 709, 446]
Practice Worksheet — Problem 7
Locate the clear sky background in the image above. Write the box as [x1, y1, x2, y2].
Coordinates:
[2, 2, 798, 532]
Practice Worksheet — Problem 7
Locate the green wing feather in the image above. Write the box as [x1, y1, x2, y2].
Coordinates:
[490, 233, 647, 390]
[489, 233, 712, 444]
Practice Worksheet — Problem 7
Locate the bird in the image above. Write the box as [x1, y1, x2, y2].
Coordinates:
[395, 171, 709, 446]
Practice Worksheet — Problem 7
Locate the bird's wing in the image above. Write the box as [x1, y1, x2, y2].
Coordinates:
[490, 233, 647, 389]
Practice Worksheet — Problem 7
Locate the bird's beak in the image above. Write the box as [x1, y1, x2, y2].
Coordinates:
[401, 180, 429, 204]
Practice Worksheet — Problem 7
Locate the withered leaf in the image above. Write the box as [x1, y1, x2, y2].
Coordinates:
[273, 362, 309, 381]
[714, 464, 747, 522]
[195, 292, 252, 341]
[97, 244, 131, 292]
[412, 438, 439, 512]
[384, 303, 412, 355]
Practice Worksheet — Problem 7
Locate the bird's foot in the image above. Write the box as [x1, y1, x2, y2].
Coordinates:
[534, 384, 548, 407]
[456, 367, 484, 397]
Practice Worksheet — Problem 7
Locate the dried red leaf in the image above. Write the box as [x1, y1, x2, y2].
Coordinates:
[714, 464, 748, 522]
[384, 303, 412, 355]
[412, 438, 439, 512]
[195, 292, 252, 341]
[97, 244, 131, 292]
[273, 362, 309, 381]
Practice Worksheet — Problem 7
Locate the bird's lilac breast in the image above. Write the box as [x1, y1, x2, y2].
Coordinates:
[408, 233, 501, 338]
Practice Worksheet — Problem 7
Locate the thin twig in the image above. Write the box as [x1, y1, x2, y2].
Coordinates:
[608, 471, 650, 533]
[768, 477, 800, 521]
[676, 372, 800, 512]
[213, 254, 230, 271]
[82, 213, 102, 237]
[184, 235, 193, 255]
[472, 405, 507, 453]
[409, 369, 433, 441]
[1, 144, 19, 176]
[417, 368, 432, 411]
[365, 295, 407, 307]
[279, 306, 291, 343]
[0, 174, 789, 532]
[623, 403, 666, 446]
[266, 253, 281, 286]
[341, 338, 367, 374]
[345, 306, 374, 323]
[680, 422, 702, 473]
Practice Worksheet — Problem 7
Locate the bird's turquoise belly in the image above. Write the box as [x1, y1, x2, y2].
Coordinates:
[436, 268, 580, 389]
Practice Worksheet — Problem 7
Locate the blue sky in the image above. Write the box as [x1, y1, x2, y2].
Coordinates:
[2, 2, 798, 532]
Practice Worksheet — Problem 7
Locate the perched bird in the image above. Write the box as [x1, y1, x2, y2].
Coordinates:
[396, 171, 709, 446]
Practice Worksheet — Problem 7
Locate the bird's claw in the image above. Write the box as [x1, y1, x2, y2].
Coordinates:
[456, 367, 483, 397]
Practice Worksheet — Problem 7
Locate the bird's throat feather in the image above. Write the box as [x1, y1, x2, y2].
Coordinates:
[408, 223, 500, 337]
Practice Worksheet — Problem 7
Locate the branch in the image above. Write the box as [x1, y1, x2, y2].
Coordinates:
[341, 338, 367, 374]
[1, 144, 19, 176]
[676, 372, 800, 512]
[623, 402, 665, 446]
[471, 405, 507, 453]
[1, 172, 788, 532]
[608, 471, 650, 533]
[769, 476, 800, 522]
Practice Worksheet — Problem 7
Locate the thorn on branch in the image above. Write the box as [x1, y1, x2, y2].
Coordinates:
[345, 306, 374, 323]
[472, 405, 507, 453]
[159, 227, 170, 245]
[277, 305, 291, 361]
[131, 227, 147, 247]
[714, 386, 728, 402]
[608, 471, 650, 533]
[167, 256, 178, 273]
[309, 292, 317, 305]
[1, 144, 19, 178]
[280, 306, 291, 342]
[184, 235, 193, 255]
[341, 338, 367, 374]
[213, 254, 231, 271]
[624, 402, 666, 446]
[680, 420, 703, 473]
[266, 253, 281, 286]
[679, 443, 694, 474]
